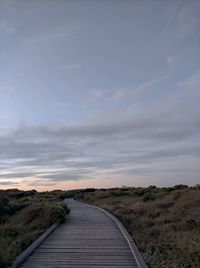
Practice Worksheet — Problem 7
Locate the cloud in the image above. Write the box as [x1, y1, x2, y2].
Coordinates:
[132, 75, 167, 96]
[167, 56, 173, 69]
[87, 88, 105, 103]
[0, 172, 36, 179]
[27, 25, 80, 44]
[0, 113, 199, 186]
[26, 179, 58, 187]
[0, 180, 19, 186]
[0, 71, 199, 187]
[91, 88, 104, 98]
[110, 89, 126, 101]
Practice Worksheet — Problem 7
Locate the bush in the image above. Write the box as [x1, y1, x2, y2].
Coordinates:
[76, 185, 200, 267]
[142, 193, 155, 202]
[49, 202, 70, 223]
[9, 198, 30, 214]
[80, 188, 96, 193]
[0, 198, 9, 216]
[111, 189, 129, 197]
[0, 224, 19, 238]
[134, 187, 146, 196]
[0, 190, 70, 268]
[173, 184, 188, 190]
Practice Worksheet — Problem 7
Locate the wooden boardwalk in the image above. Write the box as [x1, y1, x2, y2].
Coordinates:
[19, 199, 145, 268]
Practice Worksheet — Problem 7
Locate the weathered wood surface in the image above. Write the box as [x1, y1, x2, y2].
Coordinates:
[19, 199, 144, 268]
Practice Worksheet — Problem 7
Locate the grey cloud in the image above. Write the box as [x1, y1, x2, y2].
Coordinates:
[10, 116, 200, 142]
[0, 75, 200, 187]
[0, 119, 199, 186]
[0, 1, 199, 188]
[25, 179, 57, 187]
[0, 180, 19, 186]
[40, 173, 87, 182]
[0, 172, 36, 179]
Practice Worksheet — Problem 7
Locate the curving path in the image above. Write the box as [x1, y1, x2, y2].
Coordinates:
[19, 199, 146, 268]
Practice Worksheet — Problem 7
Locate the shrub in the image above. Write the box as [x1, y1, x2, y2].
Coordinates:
[49, 202, 69, 223]
[81, 188, 96, 193]
[111, 189, 129, 197]
[0, 198, 9, 216]
[0, 190, 70, 268]
[134, 187, 146, 196]
[143, 193, 155, 202]
[9, 198, 30, 214]
[0, 224, 19, 238]
[76, 185, 200, 267]
[173, 184, 188, 190]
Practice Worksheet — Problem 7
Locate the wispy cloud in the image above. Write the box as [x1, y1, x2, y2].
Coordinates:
[0, 180, 19, 186]
[132, 75, 167, 96]
[28, 25, 80, 44]
[1, 72, 199, 186]
[0, 96, 199, 186]
[108, 76, 167, 103]
[87, 88, 105, 103]
[91, 88, 104, 98]
[110, 89, 126, 101]
[0, 1, 199, 189]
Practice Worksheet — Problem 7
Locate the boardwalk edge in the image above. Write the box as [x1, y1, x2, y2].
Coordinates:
[11, 223, 59, 268]
[79, 200, 148, 268]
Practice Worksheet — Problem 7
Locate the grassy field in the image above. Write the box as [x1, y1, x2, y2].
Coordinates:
[71, 185, 200, 268]
[0, 189, 69, 268]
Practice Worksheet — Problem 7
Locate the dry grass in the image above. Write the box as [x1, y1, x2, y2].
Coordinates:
[73, 185, 200, 267]
[0, 189, 69, 268]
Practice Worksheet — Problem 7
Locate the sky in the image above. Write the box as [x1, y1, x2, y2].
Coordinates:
[0, 0, 200, 191]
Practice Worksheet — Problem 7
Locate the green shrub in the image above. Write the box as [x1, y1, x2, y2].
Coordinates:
[173, 184, 188, 190]
[147, 185, 159, 193]
[142, 193, 155, 202]
[9, 198, 30, 214]
[49, 202, 69, 223]
[134, 186, 158, 197]
[111, 189, 129, 197]
[134, 187, 146, 196]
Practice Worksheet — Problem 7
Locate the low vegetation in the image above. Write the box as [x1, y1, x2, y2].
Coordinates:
[0, 189, 69, 268]
[1, 185, 199, 267]
[72, 185, 200, 268]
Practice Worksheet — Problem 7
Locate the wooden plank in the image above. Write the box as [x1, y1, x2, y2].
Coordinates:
[17, 199, 146, 268]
